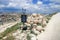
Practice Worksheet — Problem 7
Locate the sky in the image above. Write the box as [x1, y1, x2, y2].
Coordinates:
[0, 0, 60, 14]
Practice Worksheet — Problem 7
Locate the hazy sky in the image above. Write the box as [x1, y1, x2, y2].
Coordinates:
[0, 0, 60, 14]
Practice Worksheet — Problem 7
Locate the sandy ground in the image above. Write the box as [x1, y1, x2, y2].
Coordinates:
[37, 13, 60, 40]
[0, 21, 20, 33]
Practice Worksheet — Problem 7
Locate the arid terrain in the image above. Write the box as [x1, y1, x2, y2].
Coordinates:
[0, 13, 58, 40]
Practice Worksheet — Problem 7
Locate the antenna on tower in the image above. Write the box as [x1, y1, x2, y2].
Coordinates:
[22, 8, 26, 15]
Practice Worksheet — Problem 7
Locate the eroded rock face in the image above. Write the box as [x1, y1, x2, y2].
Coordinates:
[37, 13, 60, 40]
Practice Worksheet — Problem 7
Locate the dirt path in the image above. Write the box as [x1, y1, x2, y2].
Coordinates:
[0, 21, 20, 33]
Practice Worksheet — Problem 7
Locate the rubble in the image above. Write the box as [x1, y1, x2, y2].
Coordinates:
[11, 13, 48, 40]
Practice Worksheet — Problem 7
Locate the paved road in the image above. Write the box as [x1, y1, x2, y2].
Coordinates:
[37, 13, 60, 40]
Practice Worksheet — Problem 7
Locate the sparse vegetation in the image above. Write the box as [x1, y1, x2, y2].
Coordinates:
[46, 12, 57, 20]
[0, 22, 22, 39]
[27, 34, 31, 40]
[3, 35, 15, 40]
[0, 13, 57, 40]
